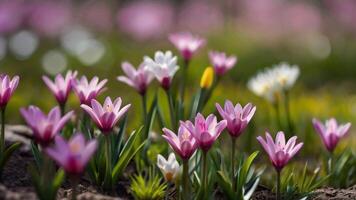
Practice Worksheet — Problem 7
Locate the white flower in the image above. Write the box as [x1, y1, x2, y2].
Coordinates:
[144, 51, 179, 89]
[271, 62, 300, 90]
[157, 153, 180, 182]
[247, 62, 299, 103]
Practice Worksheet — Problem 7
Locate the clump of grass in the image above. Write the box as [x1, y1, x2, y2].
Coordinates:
[130, 169, 167, 200]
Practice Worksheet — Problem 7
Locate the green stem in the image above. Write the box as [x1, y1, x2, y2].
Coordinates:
[231, 137, 236, 191]
[166, 89, 176, 130]
[141, 94, 147, 124]
[180, 59, 189, 102]
[0, 107, 5, 154]
[273, 102, 283, 131]
[201, 76, 221, 112]
[71, 177, 79, 200]
[104, 135, 112, 190]
[59, 103, 66, 116]
[276, 170, 281, 200]
[202, 151, 208, 196]
[182, 160, 189, 200]
[283, 91, 294, 134]
[42, 154, 54, 187]
[328, 152, 333, 176]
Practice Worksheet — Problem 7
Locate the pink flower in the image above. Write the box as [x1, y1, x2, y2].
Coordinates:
[28, 2, 72, 38]
[312, 118, 351, 153]
[116, 1, 174, 41]
[117, 62, 153, 95]
[257, 131, 303, 171]
[20, 106, 74, 146]
[216, 101, 256, 138]
[182, 113, 227, 152]
[46, 133, 97, 175]
[162, 122, 198, 160]
[0, 74, 19, 109]
[72, 76, 107, 105]
[42, 70, 77, 105]
[81, 97, 131, 134]
[169, 32, 205, 62]
[209, 51, 237, 76]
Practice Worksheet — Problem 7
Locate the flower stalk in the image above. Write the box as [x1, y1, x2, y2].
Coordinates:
[104, 135, 112, 190]
[141, 93, 147, 124]
[276, 170, 281, 200]
[273, 102, 283, 131]
[283, 90, 294, 133]
[182, 159, 189, 200]
[179, 59, 189, 102]
[231, 137, 236, 191]
[165, 89, 176, 130]
[71, 177, 79, 200]
[202, 151, 208, 194]
[0, 108, 5, 154]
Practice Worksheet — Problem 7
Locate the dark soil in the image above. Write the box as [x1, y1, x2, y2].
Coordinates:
[251, 185, 356, 200]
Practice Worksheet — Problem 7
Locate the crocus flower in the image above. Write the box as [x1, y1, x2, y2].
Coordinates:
[0, 74, 19, 109]
[117, 61, 153, 95]
[72, 76, 107, 105]
[257, 131, 303, 171]
[162, 122, 198, 160]
[312, 118, 351, 153]
[46, 133, 97, 175]
[144, 51, 179, 90]
[42, 70, 78, 105]
[20, 106, 74, 146]
[247, 62, 299, 103]
[157, 153, 180, 182]
[247, 68, 282, 103]
[209, 51, 237, 76]
[216, 101, 256, 138]
[182, 113, 227, 152]
[169, 32, 205, 62]
[271, 62, 300, 90]
[80, 97, 131, 134]
[200, 67, 214, 89]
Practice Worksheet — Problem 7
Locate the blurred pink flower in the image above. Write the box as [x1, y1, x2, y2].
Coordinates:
[117, 61, 153, 95]
[78, 2, 113, 32]
[42, 70, 77, 105]
[237, 0, 285, 39]
[327, 0, 356, 32]
[116, 1, 174, 41]
[20, 106, 73, 146]
[182, 113, 227, 152]
[312, 118, 351, 153]
[81, 97, 131, 134]
[0, 1, 24, 34]
[162, 121, 198, 160]
[72, 76, 107, 105]
[216, 101, 256, 138]
[0, 74, 19, 109]
[46, 133, 97, 175]
[178, 1, 223, 33]
[209, 51, 237, 76]
[169, 32, 205, 62]
[28, 2, 72, 37]
[257, 131, 303, 171]
[282, 3, 321, 35]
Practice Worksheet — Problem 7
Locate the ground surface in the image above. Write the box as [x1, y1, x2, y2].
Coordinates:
[1, 127, 355, 200]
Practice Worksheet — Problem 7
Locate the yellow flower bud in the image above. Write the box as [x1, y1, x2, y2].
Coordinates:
[200, 67, 214, 89]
